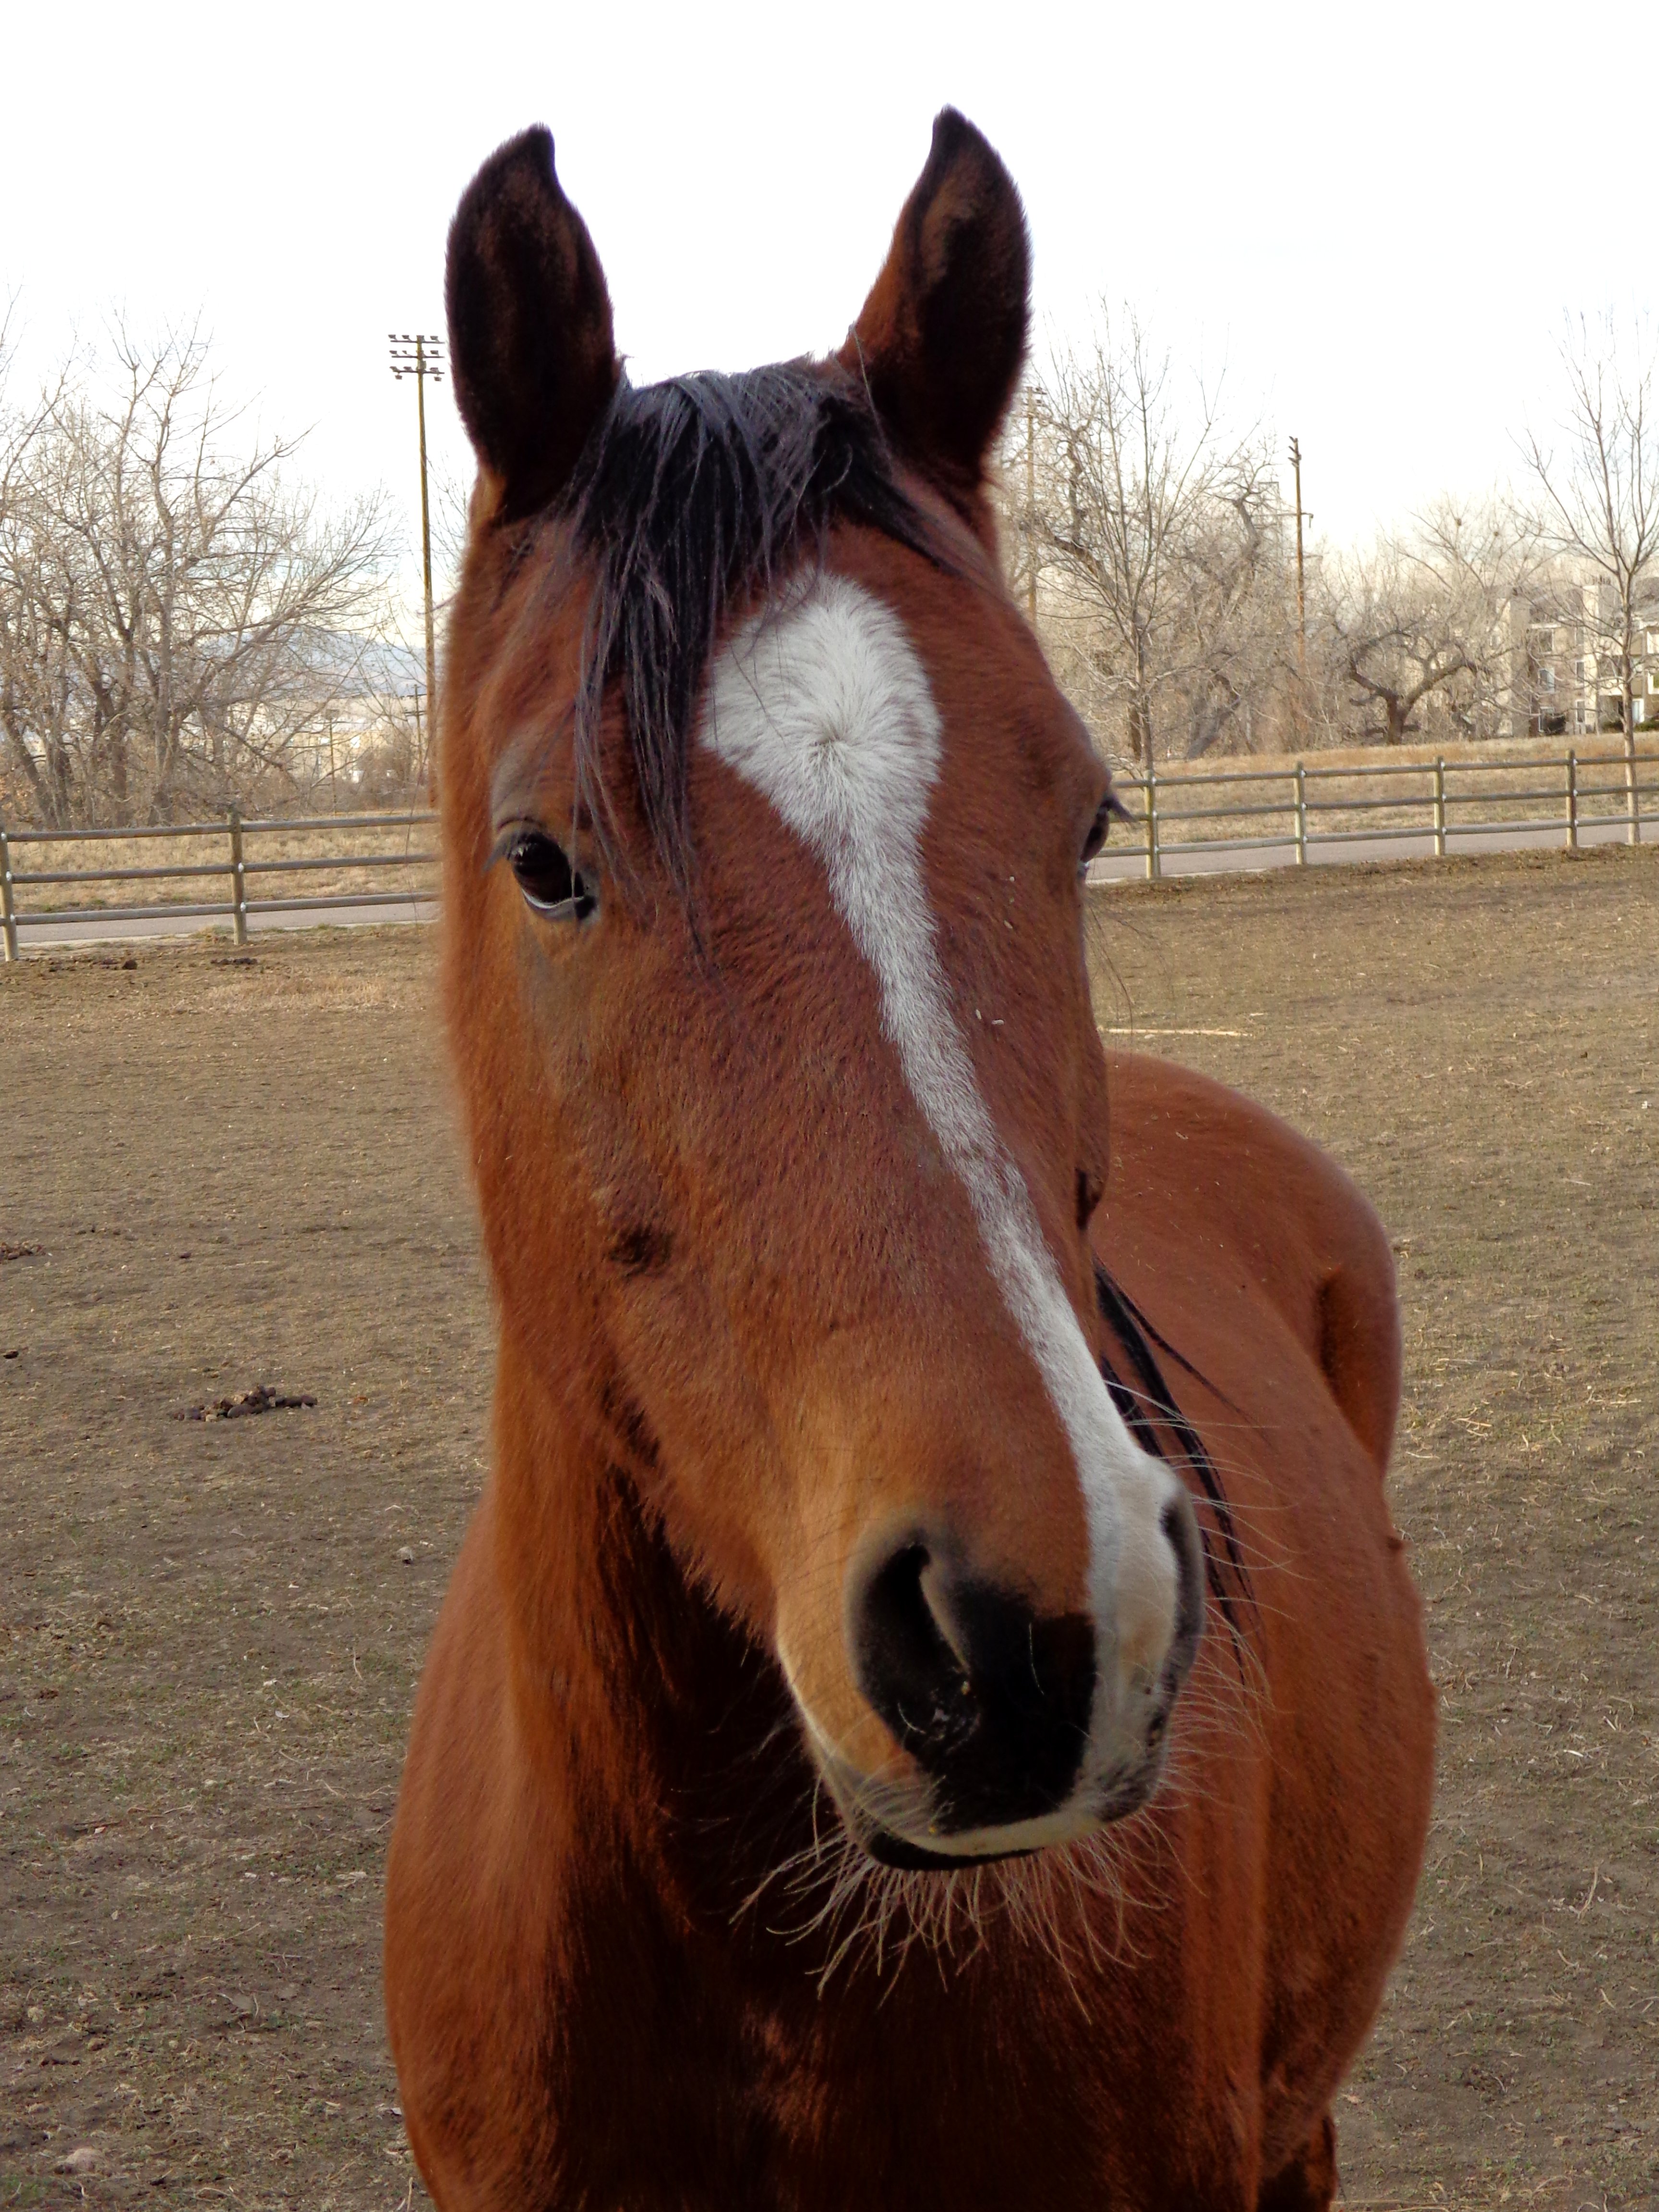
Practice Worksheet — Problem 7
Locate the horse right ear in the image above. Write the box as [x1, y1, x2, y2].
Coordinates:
[445, 126, 619, 523]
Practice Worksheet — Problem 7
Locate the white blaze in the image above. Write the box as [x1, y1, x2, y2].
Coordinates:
[700, 573, 1180, 1752]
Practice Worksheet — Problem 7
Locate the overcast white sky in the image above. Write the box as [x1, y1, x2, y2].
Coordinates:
[3, 0, 1651, 601]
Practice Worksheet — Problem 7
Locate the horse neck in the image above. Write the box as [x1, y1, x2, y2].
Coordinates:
[491, 1328, 807, 1908]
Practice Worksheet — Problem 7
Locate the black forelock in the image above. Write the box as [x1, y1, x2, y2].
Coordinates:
[551, 361, 939, 892]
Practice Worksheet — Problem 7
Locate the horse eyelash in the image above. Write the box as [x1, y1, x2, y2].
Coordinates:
[486, 822, 582, 873]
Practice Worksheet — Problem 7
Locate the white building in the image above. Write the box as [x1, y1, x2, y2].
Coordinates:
[1500, 585, 1659, 738]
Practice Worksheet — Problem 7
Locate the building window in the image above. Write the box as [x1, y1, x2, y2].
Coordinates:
[1539, 666, 1556, 692]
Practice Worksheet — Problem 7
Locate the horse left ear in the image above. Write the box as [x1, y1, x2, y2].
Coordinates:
[841, 109, 1030, 509]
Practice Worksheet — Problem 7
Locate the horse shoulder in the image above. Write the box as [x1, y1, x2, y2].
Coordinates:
[1099, 1058, 1432, 2194]
[1103, 1051, 1402, 1480]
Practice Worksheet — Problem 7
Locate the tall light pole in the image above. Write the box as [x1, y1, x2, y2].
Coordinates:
[389, 333, 445, 781]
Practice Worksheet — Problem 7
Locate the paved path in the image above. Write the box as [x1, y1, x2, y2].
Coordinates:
[1090, 816, 1646, 884]
[10, 896, 438, 953]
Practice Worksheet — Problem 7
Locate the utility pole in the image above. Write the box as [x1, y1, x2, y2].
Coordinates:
[389, 333, 445, 776]
[1288, 435, 1308, 682]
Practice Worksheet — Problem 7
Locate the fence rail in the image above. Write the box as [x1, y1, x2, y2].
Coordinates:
[1106, 745, 1656, 883]
[0, 809, 438, 960]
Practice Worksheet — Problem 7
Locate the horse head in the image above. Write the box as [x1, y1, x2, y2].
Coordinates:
[437, 112, 1202, 1871]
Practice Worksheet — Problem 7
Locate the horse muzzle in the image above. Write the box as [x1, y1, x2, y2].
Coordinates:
[808, 1497, 1203, 1868]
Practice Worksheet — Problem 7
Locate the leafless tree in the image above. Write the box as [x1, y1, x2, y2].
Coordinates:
[1324, 546, 1477, 745]
[1521, 313, 1658, 828]
[1014, 312, 1291, 764]
[1412, 499, 1556, 741]
[1167, 440, 1295, 756]
[429, 457, 473, 597]
[0, 316, 71, 819]
[1319, 503, 1551, 746]
[0, 326, 398, 826]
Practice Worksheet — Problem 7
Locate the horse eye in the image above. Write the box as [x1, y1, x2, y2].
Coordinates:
[506, 830, 597, 922]
[1079, 798, 1112, 873]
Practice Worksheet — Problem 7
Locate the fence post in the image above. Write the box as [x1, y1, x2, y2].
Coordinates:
[1626, 728, 1642, 845]
[0, 822, 16, 963]
[1566, 749, 1579, 851]
[1144, 765, 1161, 882]
[228, 806, 249, 947]
[1432, 756, 1447, 859]
[1292, 763, 1308, 866]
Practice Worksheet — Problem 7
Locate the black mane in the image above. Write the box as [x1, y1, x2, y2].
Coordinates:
[555, 361, 937, 890]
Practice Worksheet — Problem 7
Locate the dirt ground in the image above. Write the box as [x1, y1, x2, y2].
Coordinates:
[2, 843, 1656, 2210]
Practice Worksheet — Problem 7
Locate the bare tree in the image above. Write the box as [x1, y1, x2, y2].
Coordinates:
[0, 316, 72, 819]
[1166, 440, 1294, 756]
[1017, 312, 1286, 765]
[1522, 313, 1658, 832]
[1324, 546, 1477, 745]
[0, 326, 397, 826]
[1319, 504, 1547, 746]
[1411, 499, 1556, 742]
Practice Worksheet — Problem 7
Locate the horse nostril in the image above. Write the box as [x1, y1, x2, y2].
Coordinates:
[1161, 1493, 1204, 1673]
[847, 1535, 1096, 1835]
[854, 1543, 968, 1741]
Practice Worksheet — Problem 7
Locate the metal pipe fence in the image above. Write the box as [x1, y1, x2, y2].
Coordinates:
[0, 809, 438, 960]
[1106, 745, 1656, 884]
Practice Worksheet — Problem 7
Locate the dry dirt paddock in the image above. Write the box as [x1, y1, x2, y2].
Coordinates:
[2, 844, 1656, 2211]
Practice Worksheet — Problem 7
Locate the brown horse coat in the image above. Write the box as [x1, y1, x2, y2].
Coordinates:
[385, 109, 1434, 2212]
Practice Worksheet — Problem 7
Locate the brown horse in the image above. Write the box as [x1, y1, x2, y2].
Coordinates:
[385, 110, 1434, 2211]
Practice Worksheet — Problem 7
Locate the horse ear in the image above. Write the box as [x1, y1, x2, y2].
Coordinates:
[841, 109, 1030, 505]
[445, 126, 619, 522]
